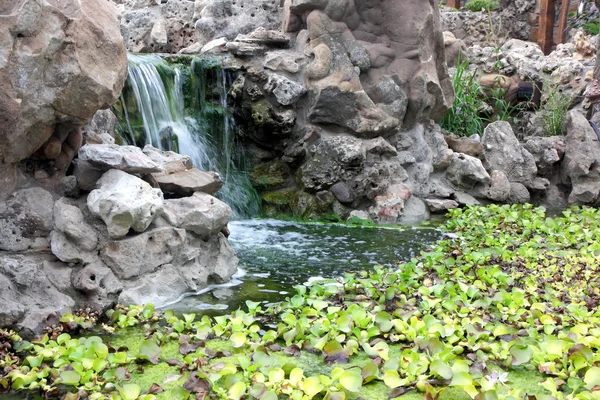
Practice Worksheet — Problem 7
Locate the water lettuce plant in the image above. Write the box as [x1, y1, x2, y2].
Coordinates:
[3, 204, 600, 399]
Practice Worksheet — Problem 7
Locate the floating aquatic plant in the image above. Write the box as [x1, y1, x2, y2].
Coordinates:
[4, 205, 600, 399]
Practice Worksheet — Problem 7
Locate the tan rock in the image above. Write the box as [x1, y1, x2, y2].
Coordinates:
[153, 169, 224, 196]
[0, 0, 127, 164]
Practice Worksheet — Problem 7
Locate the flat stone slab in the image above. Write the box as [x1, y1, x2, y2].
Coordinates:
[79, 144, 163, 174]
[425, 198, 459, 213]
[153, 169, 223, 196]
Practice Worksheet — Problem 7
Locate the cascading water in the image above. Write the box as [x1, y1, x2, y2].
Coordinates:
[114, 54, 261, 218]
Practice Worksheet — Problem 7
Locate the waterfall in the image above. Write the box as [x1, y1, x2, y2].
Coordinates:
[114, 54, 261, 219]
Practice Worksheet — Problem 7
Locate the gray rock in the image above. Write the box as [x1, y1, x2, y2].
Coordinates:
[347, 210, 370, 221]
[50, 231, 94, 264]
[101, 227, 187, 279]
[195, 2, 283, 47]
[118, 264, 190, 307]
[365, 137, 398, 157]
[72, 263, 122, 308]
[453, 191, 480, 206]
[143, 145, 194, 174]
[507, 182, 531, 204]
[60, 176, 80, 198]
[561, 110, 600, 205]
[523, 136, 565, 173]
[54, 198, 98, 251]
[87, 170, 164, 239]
[82, 110, 118, 144]
[79, 144, 163, 174]
[263, 73, 307, 106]
[330, 182, 353, 204]
[300, 135, 365, 191]
[0, 0, 127, 165]
[482, 121, 537, 185]
[425, 198, 459, 213]
[234, 27, 290, 46]
[446, 153, 490, 189]
[73, 159, 106, 191]
[50, 197, 98, 263]
[473, 170, 511, 202]
[264, 50, 307, 73]
[0, 187, 54, 251]
[399, 196, 430, 225]
[429, 178, 455, 198]
[309, 87, 399, 137]
[199, 37, 228, 54]
[0, 276, 25, 327]
[539, 184, 569, 210]
[162, 192, 232, 239]
[226, 42, 267, 56]
[0, 256, 39, 290]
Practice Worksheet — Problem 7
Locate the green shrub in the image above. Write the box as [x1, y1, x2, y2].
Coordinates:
[540, 83, 571, 137]
[465, 0, 499, 12]
[440, 59, 488, 137]
[583, 21, 600, 35]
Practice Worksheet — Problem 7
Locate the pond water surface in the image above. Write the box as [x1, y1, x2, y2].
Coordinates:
[164, 219, 443, 314]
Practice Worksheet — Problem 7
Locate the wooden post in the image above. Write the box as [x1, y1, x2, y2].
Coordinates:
[448, 0, 460, 9]
[539, 0, 556, 55]
[557, 0, 570, 44]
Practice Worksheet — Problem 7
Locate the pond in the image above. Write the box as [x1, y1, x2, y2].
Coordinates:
[163, 219, 443, 314]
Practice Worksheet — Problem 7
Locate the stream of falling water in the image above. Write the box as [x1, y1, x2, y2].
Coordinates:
[117, 54, 260, 218]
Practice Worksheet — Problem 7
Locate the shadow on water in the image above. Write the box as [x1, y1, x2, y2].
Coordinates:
[163, 219, 443, 315]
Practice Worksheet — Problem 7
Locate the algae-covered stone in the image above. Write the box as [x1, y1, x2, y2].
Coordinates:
[250, 160, 291, 190]
[262, 189, 299, 216]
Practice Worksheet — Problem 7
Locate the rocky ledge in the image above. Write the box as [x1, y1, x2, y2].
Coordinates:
[0, 144, 237, 337]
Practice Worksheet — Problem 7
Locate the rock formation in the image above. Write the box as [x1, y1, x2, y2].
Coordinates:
[0, 144, 238, 336]
[0, 0, 239, 336]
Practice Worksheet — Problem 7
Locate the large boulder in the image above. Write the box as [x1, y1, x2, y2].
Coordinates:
[0, 0, 127, 165]
[561, 110, 600, 205]
[482, 121, 537, 186]
[286, 0, 453, 133]
[87, 170, 164, 238]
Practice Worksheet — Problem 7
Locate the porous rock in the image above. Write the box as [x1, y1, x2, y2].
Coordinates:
[87, 169, 164, 239]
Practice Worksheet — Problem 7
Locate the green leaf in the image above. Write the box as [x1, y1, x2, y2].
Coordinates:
[338, 368, 362, 392]
[384, 370, 406, 389]
[584, 366, 600, 389]
[230, 332, 247, 348]
[510, 344, 532, 366]
[450, 372, 473, 387]
[430, 359, 453, 380]
[60, 370, 81, 385]
[228, 381, 246, 399]
[303, 376, 324, 396]
[139, 340, 162, 364]
[118, 384, 142, 400]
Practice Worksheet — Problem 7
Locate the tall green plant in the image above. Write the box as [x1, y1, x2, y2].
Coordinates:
[440, 59, 487, 137]
[465, 0, 499, 12]
[540, 83, 571, 137]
